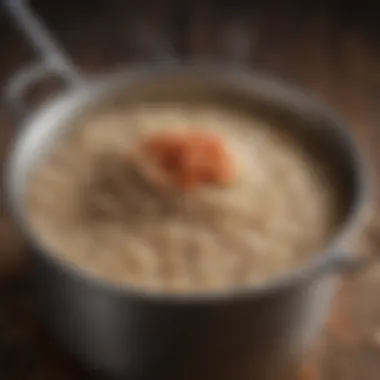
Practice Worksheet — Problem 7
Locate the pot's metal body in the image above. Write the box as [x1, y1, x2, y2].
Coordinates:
[35, 249, 336, 380]
[3, 1, 370, 380]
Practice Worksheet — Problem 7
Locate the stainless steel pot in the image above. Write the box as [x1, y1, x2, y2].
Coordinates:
[3, 1, 372, 379]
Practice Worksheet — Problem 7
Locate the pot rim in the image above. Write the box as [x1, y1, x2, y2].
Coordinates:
[6, 61, 371, 304]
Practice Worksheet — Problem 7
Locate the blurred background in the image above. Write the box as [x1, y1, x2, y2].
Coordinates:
[1, 1, 380, 379]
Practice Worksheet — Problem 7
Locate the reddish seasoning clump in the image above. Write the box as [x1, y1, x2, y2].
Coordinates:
[141, 131, 236, 191]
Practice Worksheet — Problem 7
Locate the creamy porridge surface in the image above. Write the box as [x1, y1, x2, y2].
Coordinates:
[27, 102, 338, 292]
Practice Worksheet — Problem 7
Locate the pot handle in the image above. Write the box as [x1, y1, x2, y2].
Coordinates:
[328, 220, 380, 276]
[329, 254, 373, 274]
[3, 0, 85, 121]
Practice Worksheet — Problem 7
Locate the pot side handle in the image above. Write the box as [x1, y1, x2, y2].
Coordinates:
[2, 0, 85, 122]
[328, 218, 380, 276]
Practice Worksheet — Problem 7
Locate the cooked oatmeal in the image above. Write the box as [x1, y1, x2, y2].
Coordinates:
[26, 102, 339, 292]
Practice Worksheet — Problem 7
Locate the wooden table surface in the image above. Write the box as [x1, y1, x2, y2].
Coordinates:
[1, 2, 380, 379]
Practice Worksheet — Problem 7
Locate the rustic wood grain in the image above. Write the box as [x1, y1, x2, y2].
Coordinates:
[1, 1, 380, 379]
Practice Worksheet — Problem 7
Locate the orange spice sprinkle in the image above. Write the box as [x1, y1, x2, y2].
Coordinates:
[141, 131, 236, 191]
